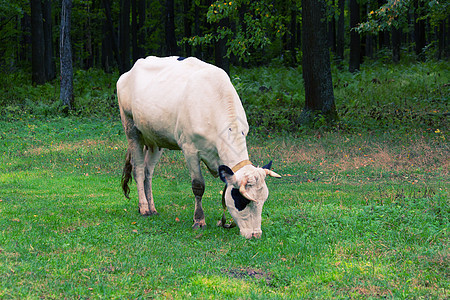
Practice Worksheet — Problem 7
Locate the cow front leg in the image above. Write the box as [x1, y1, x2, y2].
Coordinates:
[183, 147, 207, 229]
[192, 178, 206, 229]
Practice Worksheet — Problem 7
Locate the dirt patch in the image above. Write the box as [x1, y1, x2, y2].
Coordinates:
[223, 267, 272, 285]
[351, 285, 392, 297]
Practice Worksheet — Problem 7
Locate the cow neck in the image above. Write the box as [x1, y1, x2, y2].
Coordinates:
[217, 141, 250, 170]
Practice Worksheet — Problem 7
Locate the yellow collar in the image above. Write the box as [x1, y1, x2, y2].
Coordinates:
[231, 160, 253, 173]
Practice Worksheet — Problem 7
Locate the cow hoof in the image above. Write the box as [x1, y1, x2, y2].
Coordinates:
[140, 209, 158, 216]
[192, 221, 206, 229]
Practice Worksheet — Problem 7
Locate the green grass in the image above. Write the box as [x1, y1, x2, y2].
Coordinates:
[1, 115, 448, 299]
[0, 59, 449, 298]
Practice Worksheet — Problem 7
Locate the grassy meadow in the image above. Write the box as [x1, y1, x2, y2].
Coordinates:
[0, 58, 449, 298]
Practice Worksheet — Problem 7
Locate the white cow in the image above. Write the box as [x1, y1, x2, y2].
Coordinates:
[117, 56, 280, 238]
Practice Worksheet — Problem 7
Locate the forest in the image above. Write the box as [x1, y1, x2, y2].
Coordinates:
[1, 0, 449, 118]
[1, 1, 449, 298]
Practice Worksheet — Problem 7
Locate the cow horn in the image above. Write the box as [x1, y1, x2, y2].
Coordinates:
[239, 178, 257, 202]
[265, 169, 282, 178]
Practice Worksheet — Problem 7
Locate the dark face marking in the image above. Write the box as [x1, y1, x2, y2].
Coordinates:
[219, 165, 234, 183]
[231, 188, 251, 211]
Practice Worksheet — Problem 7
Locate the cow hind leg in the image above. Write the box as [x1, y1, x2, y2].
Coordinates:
[124, 126, 149, 216]
[143, 146, 163, 215]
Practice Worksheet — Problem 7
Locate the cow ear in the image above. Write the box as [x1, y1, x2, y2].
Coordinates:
[262, 160, 273, 170]
[219, 165, 235, 184]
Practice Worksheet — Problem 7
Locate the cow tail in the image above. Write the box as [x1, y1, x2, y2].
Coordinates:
[121, 148, 133, 199]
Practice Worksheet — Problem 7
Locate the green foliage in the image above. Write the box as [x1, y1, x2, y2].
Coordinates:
[0, 0, 23, 18]
[332, 58, 449, 133]
[231, 58, 448, 134]
[182, 0, 287, 62]
[0, 0, 25, 66]
[72, 69, 119, 117]
[0, 69, 119, 120]
[356, 0, 411, 33]
[231, 65, 304, 133]
[356, 0, 450, 33]
[1, 58, 448, 136]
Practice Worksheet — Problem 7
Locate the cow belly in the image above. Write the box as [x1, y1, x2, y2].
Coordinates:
[138, 126, 180, 150]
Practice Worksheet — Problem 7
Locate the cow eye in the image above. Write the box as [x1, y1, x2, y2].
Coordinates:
[241, 131, 245, 136]
[246, 178, 256, 186]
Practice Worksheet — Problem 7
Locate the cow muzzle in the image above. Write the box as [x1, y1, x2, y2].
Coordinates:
[240, 228, 262, 239]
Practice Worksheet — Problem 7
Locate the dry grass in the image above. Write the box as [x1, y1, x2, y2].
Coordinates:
[249, 133, 449, 179]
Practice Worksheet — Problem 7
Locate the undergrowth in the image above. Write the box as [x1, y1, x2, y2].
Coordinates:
[0, 58, 448, 137]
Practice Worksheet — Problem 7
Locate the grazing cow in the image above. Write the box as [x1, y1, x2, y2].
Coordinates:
[118, 56, 280, 238]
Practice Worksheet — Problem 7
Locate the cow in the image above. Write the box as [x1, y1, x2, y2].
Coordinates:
[117, 56, 281, 239]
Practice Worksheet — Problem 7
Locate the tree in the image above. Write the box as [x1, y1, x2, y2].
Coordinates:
[299, 0, 338, 125]
[336, 0, 345, 60]
[43, 0, 55, 80]
[0, 2, 24, 66]
[391, 23, 401, 62]
[356, 0, 449, 60]
[30, 0, 46, 84]
[165, 0, 178, 55]
[349, 0, 360, 72]
[132, 0, 140, 62]
[183, 1, 286, 64]
[137, 0, 146, 60]
[60, 0, 74, 110]
[103, 0, 123, 73]
[120, 0, 131, 71]
[328, 0, 337, 53]
[414, 0, 426, 61]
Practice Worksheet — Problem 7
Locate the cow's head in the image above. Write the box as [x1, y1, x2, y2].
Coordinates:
[219, 161, 281, 239]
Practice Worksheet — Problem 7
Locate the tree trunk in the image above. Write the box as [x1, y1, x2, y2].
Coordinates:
[83, 2, 93, 69]
[138, 0, 146, 59]
[132, 0, 138, 62]
[289, 7, 298, 64]
[194, 3, 201, 58]
[414, 0, 426, 61]
[184, 0, 192, 57]
[120, 0, 131, 71]
[392, 26, 401, 62]
[102, 22, 113, 73]
[42, 0, 55, 80]
[328, 0, 336, 53]
[336, 0, 345, 60]
[349, 0, 360, 72]
[364, 4, 374, 58]
[215, 18, 230, 74]
[103, 0, 123, 74]
[299, 0, 338, 126]
[130, 0, 146, 62]
[60, 0, 74, 111]
[165, 0, 178, 55]
[436, 19, 448, 59]
[20, 13, 31, 63]
[436, 22, 443, 59]
[30, 0, 46, 85]
[377, 0, 390, 49]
